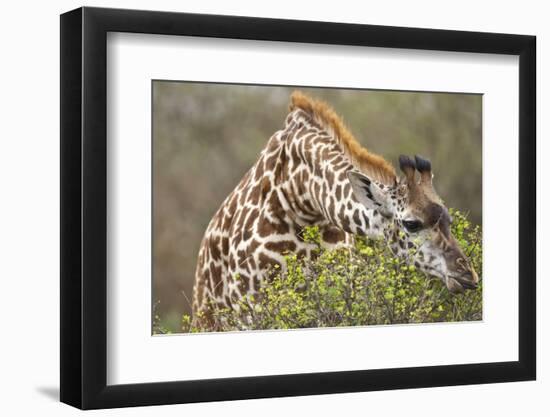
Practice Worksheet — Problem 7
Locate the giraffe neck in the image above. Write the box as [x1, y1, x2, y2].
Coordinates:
[275, 109, 388, 238]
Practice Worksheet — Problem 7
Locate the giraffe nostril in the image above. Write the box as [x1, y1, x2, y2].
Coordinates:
[455, 257, 468, 272]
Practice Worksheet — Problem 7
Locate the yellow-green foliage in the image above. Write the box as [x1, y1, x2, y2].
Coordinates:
[177, 209, 482, 333]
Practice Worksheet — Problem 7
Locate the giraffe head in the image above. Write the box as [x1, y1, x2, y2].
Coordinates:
[348, 154, 479, 294]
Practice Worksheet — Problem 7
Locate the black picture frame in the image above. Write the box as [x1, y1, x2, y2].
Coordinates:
[60, 6, 536, 410]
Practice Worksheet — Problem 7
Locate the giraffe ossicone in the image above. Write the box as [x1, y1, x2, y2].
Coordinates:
[191, 91, 478, 329]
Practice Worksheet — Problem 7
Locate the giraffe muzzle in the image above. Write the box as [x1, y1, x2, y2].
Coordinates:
[446, 268, 479, 293]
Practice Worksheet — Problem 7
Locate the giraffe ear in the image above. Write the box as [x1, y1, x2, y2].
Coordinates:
[347, 171, 393, 216]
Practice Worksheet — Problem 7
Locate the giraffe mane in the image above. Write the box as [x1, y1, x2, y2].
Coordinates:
[289, 90, 397, 186]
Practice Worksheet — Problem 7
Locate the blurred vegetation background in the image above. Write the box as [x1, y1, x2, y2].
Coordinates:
[153, 82, 482, 330]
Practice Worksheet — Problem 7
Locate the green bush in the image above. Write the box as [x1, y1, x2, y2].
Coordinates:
[177, 209, 482, 333]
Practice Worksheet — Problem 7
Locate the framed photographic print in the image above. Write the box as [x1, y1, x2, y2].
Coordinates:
[60, 6, 536, 409]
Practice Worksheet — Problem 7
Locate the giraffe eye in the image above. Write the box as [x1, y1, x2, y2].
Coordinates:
[403, 220, 423, 233]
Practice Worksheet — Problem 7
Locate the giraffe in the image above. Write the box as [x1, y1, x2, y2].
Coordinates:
[191, 91, 478, 329]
